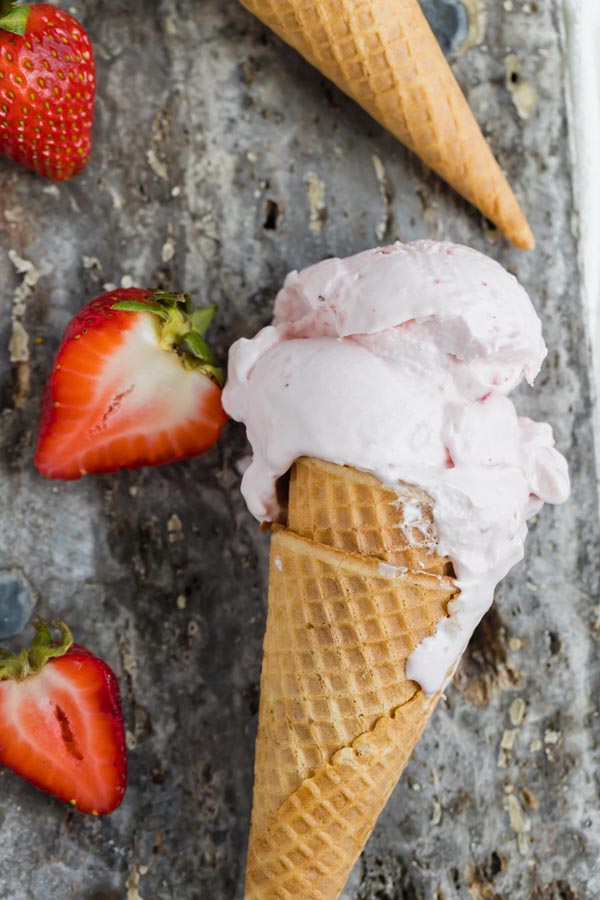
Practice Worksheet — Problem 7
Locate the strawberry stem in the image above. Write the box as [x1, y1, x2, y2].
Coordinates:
[0, 2, 30, 36]
[112, 291, 225, 386]
[0, 620, 73, 682]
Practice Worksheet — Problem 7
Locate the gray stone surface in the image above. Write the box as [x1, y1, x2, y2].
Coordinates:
[0, 1, 597, 898]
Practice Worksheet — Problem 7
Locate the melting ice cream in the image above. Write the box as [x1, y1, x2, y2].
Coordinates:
[223, 240, 570, 694]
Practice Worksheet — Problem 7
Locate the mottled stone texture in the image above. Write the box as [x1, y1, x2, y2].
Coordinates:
[0, 1, 597, 898]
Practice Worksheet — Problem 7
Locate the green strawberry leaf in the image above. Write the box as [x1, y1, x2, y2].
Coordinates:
[152, 290, 191, 312]
[112, 300, 169, 320]
[190, 306, 217, 335]
[0, 4, 30, 36]
[179, 331, 217, 365]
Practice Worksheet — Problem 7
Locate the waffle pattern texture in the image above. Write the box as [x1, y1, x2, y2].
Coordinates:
[240, 0, 534, 249]
[245, 459, 459, 899]
[289, 457, 454, 576]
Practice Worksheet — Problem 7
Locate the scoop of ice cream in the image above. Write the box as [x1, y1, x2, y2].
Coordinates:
[223, 240, 570, 694]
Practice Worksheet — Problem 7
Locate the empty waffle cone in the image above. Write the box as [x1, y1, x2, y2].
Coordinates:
[289, 456, 453, 576]
[239, 0, 534, 249]
[245, 523, 458, 899]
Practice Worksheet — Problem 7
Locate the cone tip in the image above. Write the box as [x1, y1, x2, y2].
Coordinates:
[510, 220, 536, 250]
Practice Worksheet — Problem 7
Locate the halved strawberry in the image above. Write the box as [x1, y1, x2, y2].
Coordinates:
[0, 620, 126, 815]
[34, 288, 228, 480]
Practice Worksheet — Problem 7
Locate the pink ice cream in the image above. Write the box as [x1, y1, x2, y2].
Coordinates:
[223, 241, 570, 694]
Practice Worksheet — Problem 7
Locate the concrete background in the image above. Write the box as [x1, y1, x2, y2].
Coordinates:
[0, 0, 597, 898]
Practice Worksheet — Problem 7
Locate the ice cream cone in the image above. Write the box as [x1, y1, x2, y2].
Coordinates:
[244, 464, 459, 900]
[227, 243, 570, 899]
[239, 0, 534, 249]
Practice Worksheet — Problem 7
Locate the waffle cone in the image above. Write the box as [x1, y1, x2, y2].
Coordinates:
[240, 0, 534, 249]
[245, 461, 459, 900]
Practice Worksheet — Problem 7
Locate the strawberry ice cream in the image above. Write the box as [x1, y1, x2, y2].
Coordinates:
[223, 240, 569, 694]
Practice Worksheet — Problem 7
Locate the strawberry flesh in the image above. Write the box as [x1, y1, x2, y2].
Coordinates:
[35, 289, 228, 480]
[0, 3, 95, 180]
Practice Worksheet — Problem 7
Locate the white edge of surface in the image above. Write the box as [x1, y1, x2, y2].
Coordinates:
[563, 0, 600, 415]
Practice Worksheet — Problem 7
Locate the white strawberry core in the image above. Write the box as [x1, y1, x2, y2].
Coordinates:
[93, 313, 212, 435]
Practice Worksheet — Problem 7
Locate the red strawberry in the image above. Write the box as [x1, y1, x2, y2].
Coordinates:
[0, 620, 126, 815]
[0, 2, 95, 180]
[34, 288, 228, 480]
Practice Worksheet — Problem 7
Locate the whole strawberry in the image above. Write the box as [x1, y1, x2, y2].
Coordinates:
[0, 1, 95, 180]
[35, 288, 228, 480]
[0, 620, 127, 814]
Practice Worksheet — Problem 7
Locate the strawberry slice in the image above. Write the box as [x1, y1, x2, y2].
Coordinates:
[0, 620, 126, 815]
[34, 288, 228, 479]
